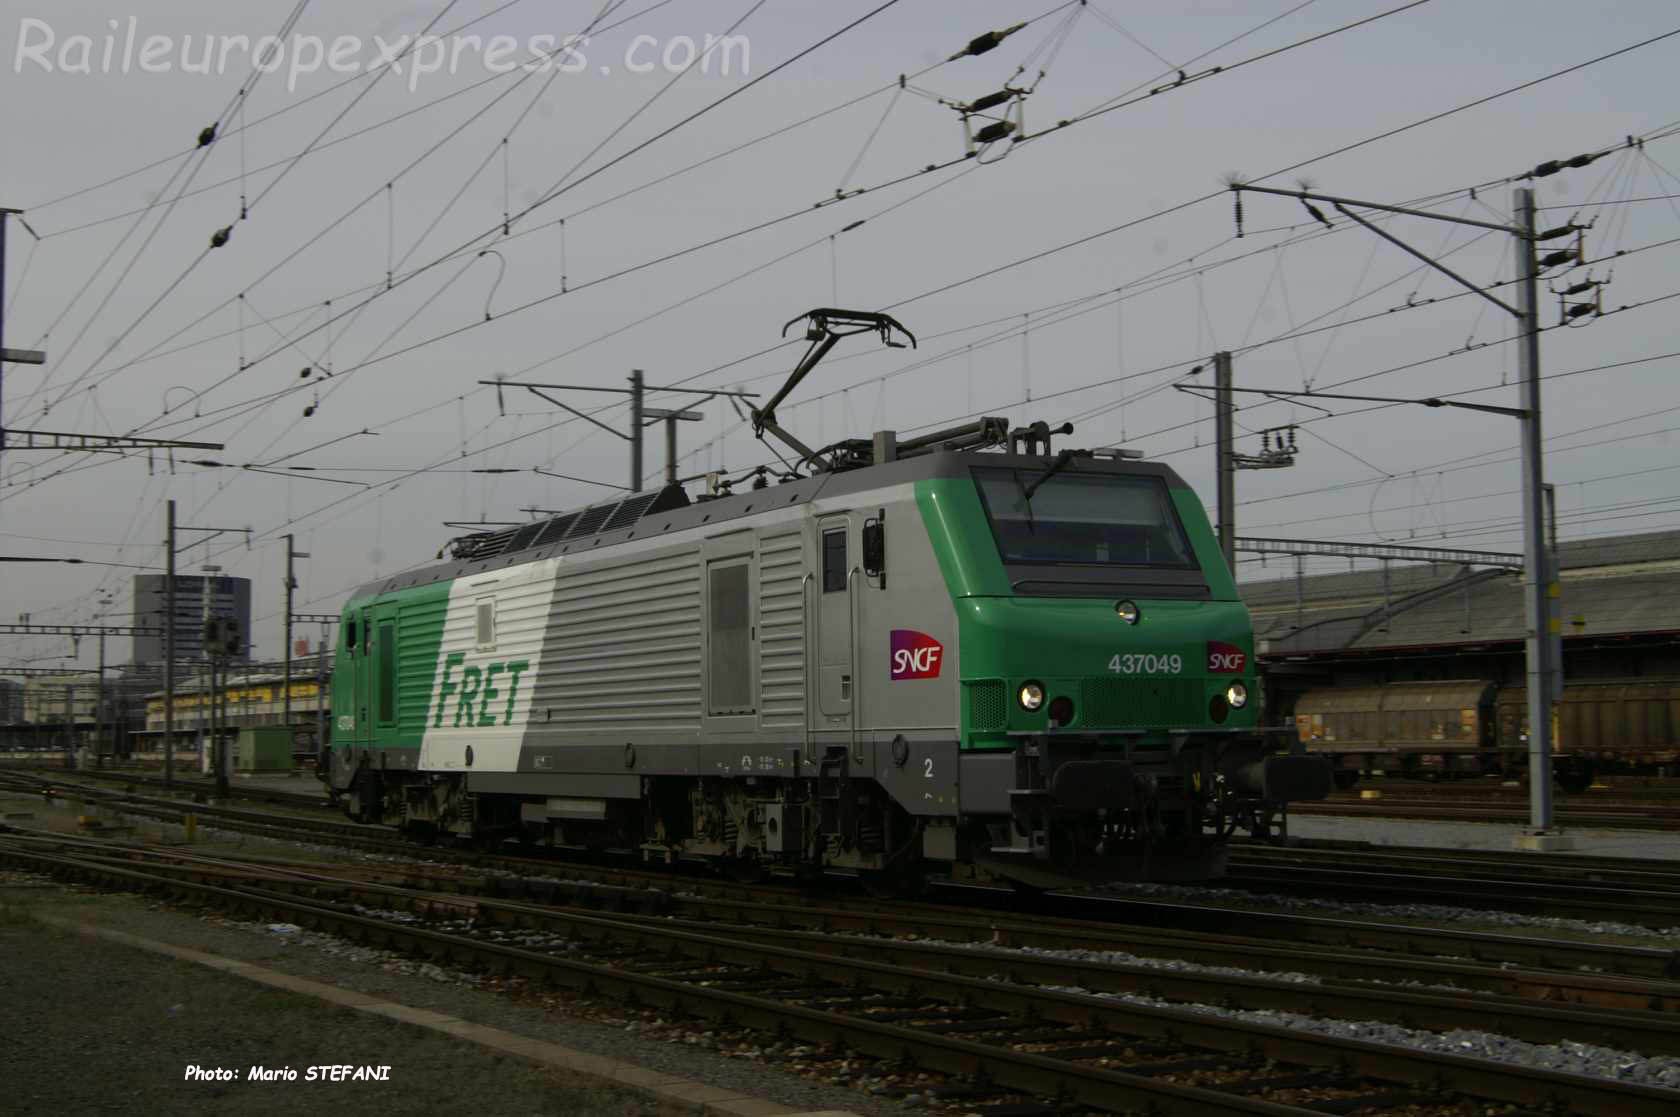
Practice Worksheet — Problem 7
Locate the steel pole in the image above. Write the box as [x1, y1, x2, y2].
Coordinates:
[1, 212, 8, 462]
[1514, 186, 1557, 837]
[164, 500, 176, 787]
[284, 535, 293, 743]
[665, 415, 678, 486]
[1213, 351, 1235, 573]
[629, 369, 644, 492]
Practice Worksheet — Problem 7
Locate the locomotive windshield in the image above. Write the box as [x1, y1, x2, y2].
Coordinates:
[973, 467, 1196, 568]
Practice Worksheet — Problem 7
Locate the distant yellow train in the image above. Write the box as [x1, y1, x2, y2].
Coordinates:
[145, 677, 327, 736]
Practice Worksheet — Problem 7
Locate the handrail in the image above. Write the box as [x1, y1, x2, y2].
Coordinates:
[847, 566, 862, 763]
[799, 572, 815, 764]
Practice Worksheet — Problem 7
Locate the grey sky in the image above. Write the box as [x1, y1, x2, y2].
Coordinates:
[1, 0, 1677, 669]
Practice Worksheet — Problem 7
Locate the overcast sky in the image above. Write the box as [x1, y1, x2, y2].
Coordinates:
[2, 0, 1677, 668]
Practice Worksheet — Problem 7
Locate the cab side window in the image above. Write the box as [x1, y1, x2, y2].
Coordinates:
[822, 529, 847, 593]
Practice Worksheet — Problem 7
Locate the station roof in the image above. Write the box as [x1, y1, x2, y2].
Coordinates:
[1242, 528, 1680, 657]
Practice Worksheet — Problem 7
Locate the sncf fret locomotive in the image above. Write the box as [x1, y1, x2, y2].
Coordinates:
[323, 310, 1330, 887]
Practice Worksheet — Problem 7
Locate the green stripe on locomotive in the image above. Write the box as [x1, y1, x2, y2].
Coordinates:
[915, 476, 1258, 750]
[333, 578, 453, 751]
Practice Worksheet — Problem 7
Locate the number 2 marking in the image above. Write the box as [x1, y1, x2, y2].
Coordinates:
[923, 757, 934, 779]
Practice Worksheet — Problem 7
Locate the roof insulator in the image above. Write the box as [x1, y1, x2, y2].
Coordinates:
[964, 89, 1015, 114]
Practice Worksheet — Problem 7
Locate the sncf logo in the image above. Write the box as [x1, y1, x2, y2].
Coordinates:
[890, 630, 943, 680]
[1206, 641, 1247, 674]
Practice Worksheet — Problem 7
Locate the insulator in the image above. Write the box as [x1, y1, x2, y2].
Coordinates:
[965, 89, 1014, 114]
[197, 124, 218, 148]
[1566, 303, 1595, 320]
[1533, 152, 1598, 177]
[951, 22, 1026, 61]
[973, 120, 1016, 145]
[210, 226, 233, 249]
[1537, 224, 1577, 241]
[300, 367, 313, 379]
[1538, 249, 1575, 268]
[1564, 280, 1596, 296]
[1233, 191, 1244, 238]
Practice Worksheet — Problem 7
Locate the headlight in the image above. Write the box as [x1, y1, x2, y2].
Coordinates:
[1018, 681, 1045, 711]
[1115, 600, 1140, 624]
[1225, 682, 1249, 709]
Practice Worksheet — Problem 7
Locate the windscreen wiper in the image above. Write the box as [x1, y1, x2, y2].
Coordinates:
[1013, 470, 1036, 533]
[1022, 449, 1078, 501]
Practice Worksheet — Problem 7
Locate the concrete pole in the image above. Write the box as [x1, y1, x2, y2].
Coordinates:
[214, 654, 229, 799]
[198, 570, 216, 769]
[1213, 351, 1235, 573]
[96, 632, 105, 766]
[63, 684, 73, 770]
[164, 500, 176, 787]
[1514, 186, 1561, 843]
[316, 632, 327, 767]
[629, 369, 644, 492]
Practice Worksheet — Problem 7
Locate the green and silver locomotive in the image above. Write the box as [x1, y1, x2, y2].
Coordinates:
[324, 311, 1329, 886]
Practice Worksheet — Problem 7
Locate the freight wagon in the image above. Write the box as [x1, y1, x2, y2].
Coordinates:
[1294, 678, 1680, 791]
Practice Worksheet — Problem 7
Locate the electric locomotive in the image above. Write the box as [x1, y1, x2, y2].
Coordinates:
[323, 310, 1330, 887]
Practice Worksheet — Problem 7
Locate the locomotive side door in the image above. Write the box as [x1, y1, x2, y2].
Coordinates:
[351, 604, 375, 744]
[815, 513, 856, 721]
[369, 602, 399, 747]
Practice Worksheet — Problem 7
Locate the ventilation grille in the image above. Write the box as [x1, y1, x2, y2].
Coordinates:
[567, 503, 615, 538]
[1080, 677, 1205, 728]
[605, 489, 662, 531]
[534, 514, 576, 547]
[503, 522, 544, 554]
[967, 680, 1007, 732]
[449, 526, 521, 561]
[441, 484, 691, 564]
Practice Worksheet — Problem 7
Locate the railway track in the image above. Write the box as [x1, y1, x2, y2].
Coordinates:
[10, 766, 1680, 940]
[1294, 799, 1680, 829]
[4, 831, 1678, 1116]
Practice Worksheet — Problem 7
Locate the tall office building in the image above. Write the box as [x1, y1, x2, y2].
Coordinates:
[131, 574, 252, 665]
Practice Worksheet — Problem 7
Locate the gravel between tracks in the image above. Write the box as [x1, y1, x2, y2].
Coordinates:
[0, 874, 917, 1117]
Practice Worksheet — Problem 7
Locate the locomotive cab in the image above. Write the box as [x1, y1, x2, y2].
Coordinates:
[914, 450, 1329, 884]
